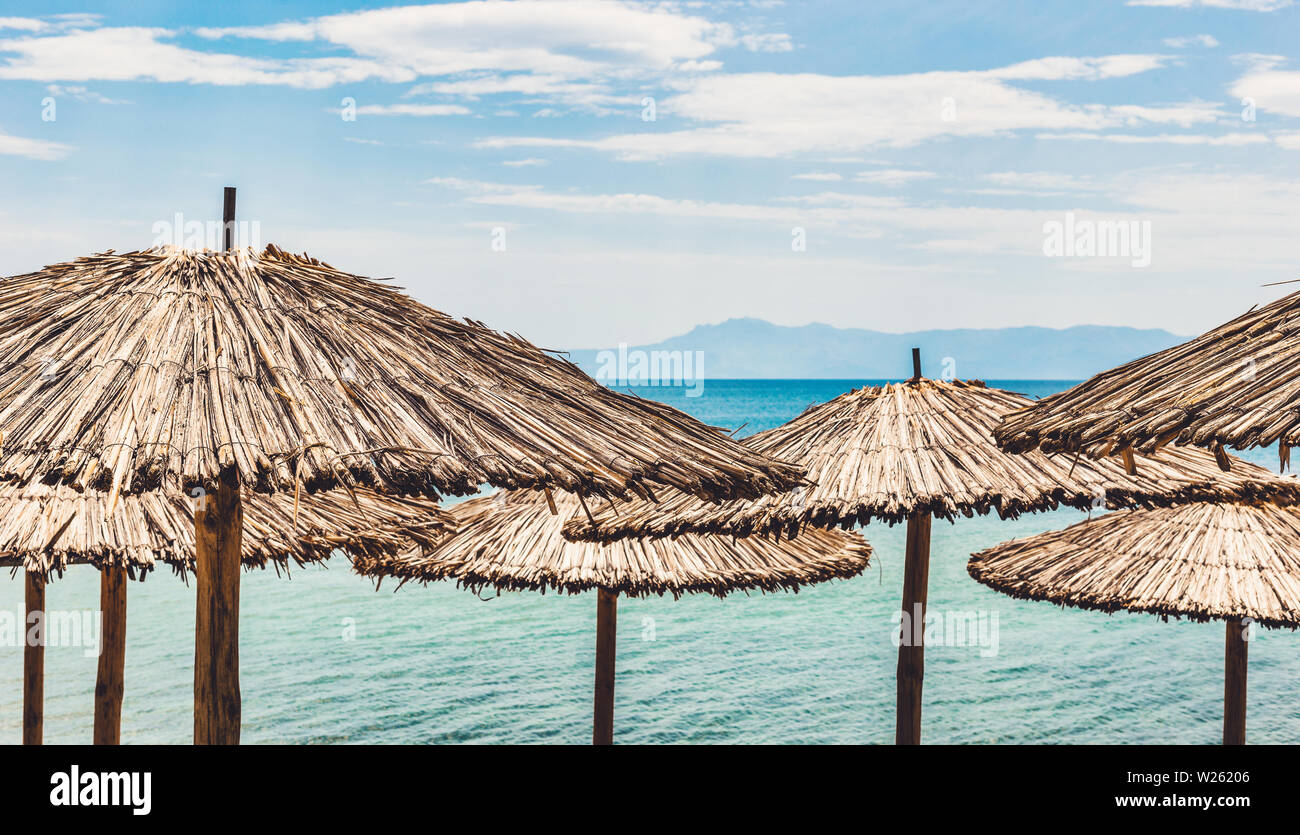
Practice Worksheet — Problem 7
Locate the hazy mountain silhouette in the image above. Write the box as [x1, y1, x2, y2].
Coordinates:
[567, 318, 1187, 380]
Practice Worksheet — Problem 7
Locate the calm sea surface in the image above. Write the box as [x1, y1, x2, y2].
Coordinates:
[2, 379, 1297, 744]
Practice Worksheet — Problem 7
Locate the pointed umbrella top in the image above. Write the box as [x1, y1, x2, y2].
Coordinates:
[0, 246, 802, 501]
[565, 378, 1300, 541]
[994, 288, 1300, 460]
[352, 489, 871, 599]
[969, 502, 1300, 630]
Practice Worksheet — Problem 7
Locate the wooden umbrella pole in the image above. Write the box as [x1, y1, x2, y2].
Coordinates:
[23, 569, 45, 745]
[94, 567, 128, 745]
[193, 477, 244, 745]
[895, 510, 932, 745]
[593, 588, 618, 745]
[1223, 618, 1248, 746]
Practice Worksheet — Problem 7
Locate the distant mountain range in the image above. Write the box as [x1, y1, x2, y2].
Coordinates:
[566, 318, 1187, 380]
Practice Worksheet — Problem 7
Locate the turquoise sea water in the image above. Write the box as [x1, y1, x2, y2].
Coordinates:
[2, 379, 1297, 745]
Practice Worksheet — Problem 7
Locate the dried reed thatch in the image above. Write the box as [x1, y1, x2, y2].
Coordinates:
[352, 489, 872, 599]
[0, 246, 802, 501]
[969, 503, 1300, 630]
[994, 288, 1300, 461]
[0, 484, 455, 580]
[565, 379, 1300, 542]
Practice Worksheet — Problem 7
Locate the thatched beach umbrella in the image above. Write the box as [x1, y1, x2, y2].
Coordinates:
[4, 484, 454, 744]
[566, 351, 1300, 743]
[994, 286, 1300, 466]
[352, 489, 872, 744]
[969, 501, 1300, 744]
[0, 195, 801, 743]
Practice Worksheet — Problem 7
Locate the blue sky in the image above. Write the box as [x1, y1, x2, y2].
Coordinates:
[1, 0, 1298, 347]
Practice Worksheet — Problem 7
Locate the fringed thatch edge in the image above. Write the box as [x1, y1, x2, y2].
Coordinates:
[565, 482, 1300, 543]
[350, 542, 871, 601]
[0, 541, 340, 583]
[967, 554, 1300, 632]
[0, 521, 442, 582]
[4, 448, 801, 506]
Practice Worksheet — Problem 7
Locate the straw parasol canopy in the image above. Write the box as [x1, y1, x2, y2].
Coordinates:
[4, 482, 453, 745]
[994, 287, 1300, 463]
[565, 378, 1300, 543]
[0, 245, 802, 502]
[0, 484, 456, 580]
[353, 487, 870, 744]
[353, 489, 871, 599]
[969, 502, 1300, 744]
[563, 360, 1300, 746]
[0, 233, 801, 745]
[968, 502, 1300, 631]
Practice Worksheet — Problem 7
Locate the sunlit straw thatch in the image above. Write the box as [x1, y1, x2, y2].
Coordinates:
[0, 246, 802, 501]
[565, 379, 1300, 542]
[0, 484, 455, 580]
[968, 502, 1300, 630]
[353, 489, 872, 599]
[994, 287, 1300, 461]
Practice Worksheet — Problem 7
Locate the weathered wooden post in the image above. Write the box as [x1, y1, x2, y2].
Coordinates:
[23, 569, 45, 745]
[93, 567, 128, 744]
[194, 187, 245, 745]
[1223, 618, 1248, 745]
[896, 347, 932, 745]
[592, 588, 618, 745]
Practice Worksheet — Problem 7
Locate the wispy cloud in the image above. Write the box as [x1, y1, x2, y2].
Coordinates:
[0, 1, 784, 97]
[854, 169, 938, 186]
[0, 27, 416, 87]
[740, 33, 793, 53]
[419, 171, 1300, 273]
[354, 103, 471, 116]
[0, 127, 71, 160]
[1036, 131, 1270, 144]
[478, 56, 1211, 160]
[46, 83, 126, 104]
[1162, 34, 1219, 48]
[1128, 0, 1292, 10]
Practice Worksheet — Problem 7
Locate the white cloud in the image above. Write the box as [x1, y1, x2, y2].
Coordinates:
[418, 169, 1300, 278]
[1231, 53, 1287, 71]
[479, 56, 1208, 159]
[354, 103, 471, 116]
[198, 1, 737, 77]
[425, 176, 538, 193]
[791, 172, 842, 181]
[0, 128, 71, 160]
[0, 27, 416, 87]
[0, 18, 47, 31]
[1231, 70, 1300, 117]
[46, 83, 125, 104]
[0, 14, 101, 33]
[1275, 132, 1300, 148]
[981, 172, 1103, 192]
[1162, 34, 1219, 48]
[986, 54, 1171, 80]
[740, 33, 793, 53]
[405, 74, 619, 111]
[0, 2, 764, 95]
[1128, 0, 1291, 9]
[1036, 131, 1270, 145]
[854, 169, 938, 186]
[501, 158, 549, 167]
